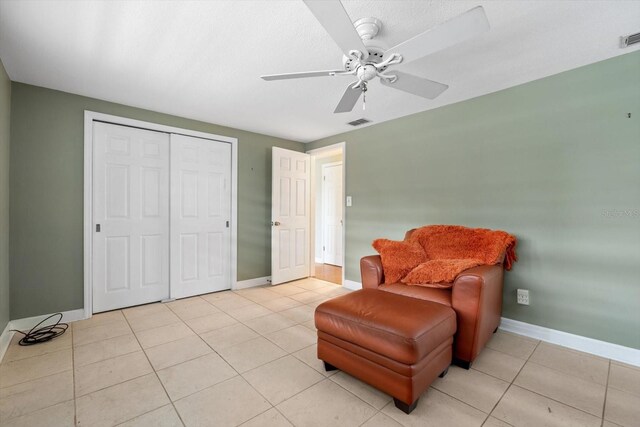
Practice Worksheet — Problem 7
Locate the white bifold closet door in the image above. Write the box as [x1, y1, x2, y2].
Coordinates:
[170, 134, 231, 299]
[92, 122, 170, 313]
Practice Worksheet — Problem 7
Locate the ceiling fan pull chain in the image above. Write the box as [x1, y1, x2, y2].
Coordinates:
[362, 83, 367, 110]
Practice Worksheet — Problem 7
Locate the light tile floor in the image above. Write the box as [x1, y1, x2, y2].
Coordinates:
[0, 278, 638, 426]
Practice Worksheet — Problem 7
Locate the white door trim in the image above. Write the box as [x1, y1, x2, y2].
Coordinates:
[307, 142, 346, 286]
[84, 111, 238, 320]
[320, 161, 343, 265]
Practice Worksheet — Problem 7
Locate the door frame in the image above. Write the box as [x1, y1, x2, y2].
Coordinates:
[307, 142, 346, 286]
[320, 161, 343, 265]
[83, 111, 238, 319]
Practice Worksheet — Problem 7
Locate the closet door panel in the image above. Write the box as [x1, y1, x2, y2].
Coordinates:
[171, 134, 231, 298]
[93, 122, 170, 312]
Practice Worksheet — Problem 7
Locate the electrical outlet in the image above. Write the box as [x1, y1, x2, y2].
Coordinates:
[346, 196, 352, 207]
[517, 289, 529, 305]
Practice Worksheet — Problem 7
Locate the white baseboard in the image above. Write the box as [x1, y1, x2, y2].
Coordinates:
[343, 279, 362, 291]
[500, 317, 639, 367]
[9, 309, 87, 333]
[235, 276, 271, 290]
[315, 257, 323, 264]
[0, 323, 13, 363]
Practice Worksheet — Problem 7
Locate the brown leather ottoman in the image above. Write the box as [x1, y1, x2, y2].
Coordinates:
[315, 289, 456, 414]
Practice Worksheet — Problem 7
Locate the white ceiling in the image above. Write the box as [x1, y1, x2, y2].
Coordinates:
[1, 1, 639, 142]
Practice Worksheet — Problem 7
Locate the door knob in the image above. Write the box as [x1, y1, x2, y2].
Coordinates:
[272, 221, 281, 226]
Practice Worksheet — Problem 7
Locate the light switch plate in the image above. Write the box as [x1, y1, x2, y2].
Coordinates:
[346, 196, 352, 207]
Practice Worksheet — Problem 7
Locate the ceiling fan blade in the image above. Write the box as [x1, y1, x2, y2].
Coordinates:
[385, 6, 489, 65]
[261, 70, 346, 81]
[334, 83, 362, 113]
[303, 0, 369, 60]
[380, 71, 448, 99]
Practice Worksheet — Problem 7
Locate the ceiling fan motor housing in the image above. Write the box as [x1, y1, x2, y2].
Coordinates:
[342, 20, 388, 74]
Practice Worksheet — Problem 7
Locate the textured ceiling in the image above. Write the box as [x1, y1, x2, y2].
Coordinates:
[1, 1, 639, 142]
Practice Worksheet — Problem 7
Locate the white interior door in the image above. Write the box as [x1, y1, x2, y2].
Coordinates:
[171, 134, 231, 299]
[322, 162, 343, 266]
[271, 147, 310, 284]
[92, 122, 170, 312]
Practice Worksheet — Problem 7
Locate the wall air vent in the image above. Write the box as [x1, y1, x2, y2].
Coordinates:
[347, 118, 371, 127]
[622, 32, 640, 47]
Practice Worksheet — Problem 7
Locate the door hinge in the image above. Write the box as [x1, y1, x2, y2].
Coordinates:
[226, 220, 230, 228]
[96, 224, 101, 232]
[323, 246, 325, 251]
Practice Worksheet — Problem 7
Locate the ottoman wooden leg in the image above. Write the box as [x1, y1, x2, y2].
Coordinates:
[453, 358, 471, 370]
[394, 398, 419, 414]
[323, 361, 338, 372]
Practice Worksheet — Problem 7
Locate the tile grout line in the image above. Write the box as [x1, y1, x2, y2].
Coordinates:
[9, 282, 624, 427]
[0, 354, 73, 389]
[491, 339, 610, 422]
[71, 326, 78, 426]
[523, 340, 612, 419]
[505, 383, 607, 422]
[208, 286, 378, 426]
[121, 309, 187, 427]
[0, 340, 73, 365]
[4, 286, 334, 425]
[164, 300, 297, 426]
[323, 374, 382, 427]
[272, 406, 298, 427]
[427, 334, 536, 422]
[163, 302, 260, 411]
[486, 338, 542, 424]
[600, 359, 611, 427]
[0, 332, 74, 423]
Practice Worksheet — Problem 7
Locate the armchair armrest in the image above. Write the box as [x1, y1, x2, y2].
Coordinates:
[360, 255, 384, 289]
[451, 265, 504, 364]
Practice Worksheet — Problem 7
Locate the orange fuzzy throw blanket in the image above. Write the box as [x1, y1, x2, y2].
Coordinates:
[399, 225, 517, 286]
[409, 225, 517, 270]
[402, 258, 485, 287]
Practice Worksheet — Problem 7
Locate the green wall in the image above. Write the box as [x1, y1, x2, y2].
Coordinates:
[10, 83, 303, 319]
[307, 52, 640, 349]
[0, 59, 10, 332]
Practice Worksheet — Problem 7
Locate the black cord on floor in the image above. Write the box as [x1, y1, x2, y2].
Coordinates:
[11, 313, 69, 346]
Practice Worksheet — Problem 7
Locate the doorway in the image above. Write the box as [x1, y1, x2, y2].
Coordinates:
[309, 143, 345, 286]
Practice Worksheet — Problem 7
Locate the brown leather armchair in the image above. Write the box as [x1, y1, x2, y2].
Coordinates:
[360, 230, 504, 368]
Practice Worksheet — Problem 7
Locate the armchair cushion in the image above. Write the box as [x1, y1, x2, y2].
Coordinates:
[372, 239, 427, 284]
[402, 259, 484, 288]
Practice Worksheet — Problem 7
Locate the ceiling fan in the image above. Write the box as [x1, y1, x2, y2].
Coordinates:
[261, 0, 490, 113]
